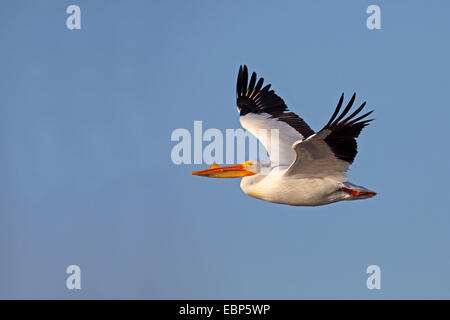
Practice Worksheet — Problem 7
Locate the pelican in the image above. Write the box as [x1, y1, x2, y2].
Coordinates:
[191, 65, 376, 206]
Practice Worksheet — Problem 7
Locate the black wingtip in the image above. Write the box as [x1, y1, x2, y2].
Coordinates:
[235, 65, 316, 138]
[332, 92, 356, 126]
[326, 93, 344, 127]
[326, 93, 374, 129]
[323, 93, 374, 164]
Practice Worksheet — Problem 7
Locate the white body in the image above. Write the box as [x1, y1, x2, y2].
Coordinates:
[229, 66, 376, 206]
[240, 167, 360, 206]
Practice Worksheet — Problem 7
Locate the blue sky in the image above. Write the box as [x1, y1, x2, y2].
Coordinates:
[0, 0, 449, 299]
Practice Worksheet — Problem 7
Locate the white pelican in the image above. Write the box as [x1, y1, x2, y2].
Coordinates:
[191, 65, 376, 206]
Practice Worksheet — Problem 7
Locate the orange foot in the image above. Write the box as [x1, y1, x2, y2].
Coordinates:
[340, 187, 377, 198]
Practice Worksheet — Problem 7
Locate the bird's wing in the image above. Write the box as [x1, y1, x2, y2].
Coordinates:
[284, 93, 373, 178]
[236, 65, 315, 166]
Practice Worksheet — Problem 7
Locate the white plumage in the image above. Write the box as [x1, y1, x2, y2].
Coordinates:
[192, 65, 376, 206]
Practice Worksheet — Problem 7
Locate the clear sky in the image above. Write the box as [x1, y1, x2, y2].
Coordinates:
[1, 0, 449, 299]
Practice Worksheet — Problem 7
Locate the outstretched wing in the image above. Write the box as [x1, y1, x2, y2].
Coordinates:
[285, 93, 373, 178]
[236, 65, 315, 166]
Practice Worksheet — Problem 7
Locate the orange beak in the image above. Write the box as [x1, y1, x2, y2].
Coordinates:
[191, 162, 256, 178]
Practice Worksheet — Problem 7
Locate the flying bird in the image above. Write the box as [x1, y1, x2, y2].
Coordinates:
[191, 65, 376, 206]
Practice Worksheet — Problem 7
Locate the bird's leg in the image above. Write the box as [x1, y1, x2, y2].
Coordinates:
[340, 187, 376, 198]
